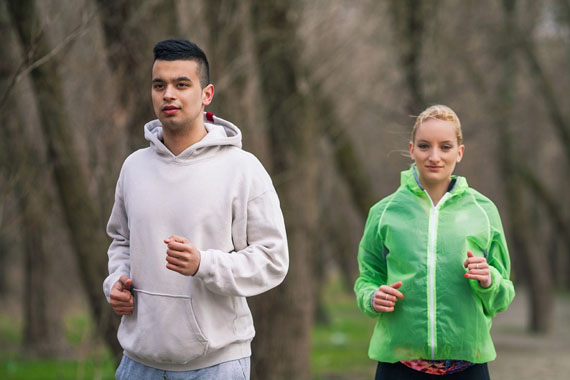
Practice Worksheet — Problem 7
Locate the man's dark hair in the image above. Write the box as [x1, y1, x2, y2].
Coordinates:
[153, 39, 210, 88]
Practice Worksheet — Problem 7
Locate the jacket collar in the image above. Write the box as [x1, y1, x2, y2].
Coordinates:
[402, 164, 468, 197]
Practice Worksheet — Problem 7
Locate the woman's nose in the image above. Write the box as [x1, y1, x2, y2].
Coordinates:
[428, 149, 440, 162]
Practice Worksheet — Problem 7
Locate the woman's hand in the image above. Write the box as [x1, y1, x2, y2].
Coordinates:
[372, 281, 404, 312]
[464, 250, 492, 288]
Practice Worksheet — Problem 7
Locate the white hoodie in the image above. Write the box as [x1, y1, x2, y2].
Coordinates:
[103, 113, 289, 371]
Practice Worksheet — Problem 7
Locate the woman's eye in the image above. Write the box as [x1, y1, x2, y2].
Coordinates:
[418, 144, 429, 149]
[442, 145, 452, 151]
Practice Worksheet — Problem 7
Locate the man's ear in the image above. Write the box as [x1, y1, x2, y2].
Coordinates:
[202, 84, 214, 106]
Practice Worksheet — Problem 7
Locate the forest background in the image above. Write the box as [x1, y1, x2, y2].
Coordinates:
[1, 0, 569, 379]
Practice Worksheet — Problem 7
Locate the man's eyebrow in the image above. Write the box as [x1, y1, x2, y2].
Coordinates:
[152, 76, 192, 83]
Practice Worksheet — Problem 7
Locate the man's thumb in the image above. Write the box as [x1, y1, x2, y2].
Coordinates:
[124, 279, 132, 290]
[119, 275, 132, 290]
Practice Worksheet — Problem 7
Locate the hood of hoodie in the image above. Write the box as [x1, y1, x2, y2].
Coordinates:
[144, 112, 242, 161]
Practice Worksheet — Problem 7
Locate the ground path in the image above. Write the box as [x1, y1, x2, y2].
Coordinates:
[489, 287, 570, 379]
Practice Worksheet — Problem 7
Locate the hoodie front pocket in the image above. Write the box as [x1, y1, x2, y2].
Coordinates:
[118, 290, 208, 364]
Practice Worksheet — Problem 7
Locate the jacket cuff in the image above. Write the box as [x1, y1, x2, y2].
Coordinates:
[367, 289, 381, 315]
[470, 266, 501, 294]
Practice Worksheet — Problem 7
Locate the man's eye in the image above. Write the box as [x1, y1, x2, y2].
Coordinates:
[177, 83, 189, 88]
[153, 84, 164, 90]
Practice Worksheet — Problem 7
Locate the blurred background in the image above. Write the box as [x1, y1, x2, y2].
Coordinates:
[1, 0, 569, 379]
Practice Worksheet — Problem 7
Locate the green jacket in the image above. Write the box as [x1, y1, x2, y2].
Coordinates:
[354, 166, 515, 363]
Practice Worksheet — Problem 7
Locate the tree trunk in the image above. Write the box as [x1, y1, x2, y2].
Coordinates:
[0, 232, 7, 297]
[0, 0, 64, 357]
[21, 198, 56, 357]
[201, 0, 272, 165]
[498, 0, 553, 333]
[6, 0, 122, 358]
[388, 0, 428, 114]
[518, 36, 570, 167]
[94, 0, 180, 151]
[248, 1, 317, 378]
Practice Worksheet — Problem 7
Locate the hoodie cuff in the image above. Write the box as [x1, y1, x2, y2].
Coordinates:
[194, 249, 213, 279]
[103, 271, 126, 303]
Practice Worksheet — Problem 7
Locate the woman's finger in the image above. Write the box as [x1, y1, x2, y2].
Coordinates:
[373, 300, 394, 312]
[469, 262, 489, 271]
[380, 285, 404, 299]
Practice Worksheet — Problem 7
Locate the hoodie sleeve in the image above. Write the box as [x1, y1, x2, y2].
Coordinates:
[469, 202, 515, 317]
[102, 170, 131, 302]
[354, 201, 389, 318]
[194, 183, 289, 297]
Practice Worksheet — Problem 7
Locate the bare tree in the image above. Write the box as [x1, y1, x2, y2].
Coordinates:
[248, 1, 318, 378]
[199, 0, 272, 164]
[0, 0, 64, 357]
[497, 0, 553, 333]
[388, 0, 429, 114]
[5, 0, 122, 357]
[94, 0, 180, 151]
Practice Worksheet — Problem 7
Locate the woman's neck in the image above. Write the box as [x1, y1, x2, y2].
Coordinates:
[422, 181, 450, 206]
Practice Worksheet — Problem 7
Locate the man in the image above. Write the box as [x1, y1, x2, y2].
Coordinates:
[103, 39, 289, 379]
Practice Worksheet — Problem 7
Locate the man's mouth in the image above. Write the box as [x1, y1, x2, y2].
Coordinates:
[162, 105, 179, 115]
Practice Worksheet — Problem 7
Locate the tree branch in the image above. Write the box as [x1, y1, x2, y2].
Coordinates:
[516, 162, 570, 247]
[514, 21, 570, 166]
[0, 8, 94, 112]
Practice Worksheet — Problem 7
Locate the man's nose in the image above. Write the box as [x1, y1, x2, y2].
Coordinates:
[163, 85, 175, 100]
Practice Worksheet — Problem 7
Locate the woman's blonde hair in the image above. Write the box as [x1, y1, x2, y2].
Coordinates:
[412, 105, 463, 145]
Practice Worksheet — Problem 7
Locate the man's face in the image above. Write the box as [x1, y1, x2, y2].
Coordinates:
[151, 59, 213, 132]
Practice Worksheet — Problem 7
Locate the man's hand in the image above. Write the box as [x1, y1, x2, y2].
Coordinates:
[164, 235, 201, 276]
[110, 275, 134, 315]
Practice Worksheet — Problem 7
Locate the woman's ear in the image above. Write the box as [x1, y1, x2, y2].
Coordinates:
[457, 144, 465, 163]
[408, 141, 415, 160]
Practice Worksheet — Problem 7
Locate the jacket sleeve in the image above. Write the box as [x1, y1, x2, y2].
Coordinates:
[102, 171, 131, 303]
[354, 203, 387, 318]
[194, 189, 289, 297]
[470, 203, 515, 317]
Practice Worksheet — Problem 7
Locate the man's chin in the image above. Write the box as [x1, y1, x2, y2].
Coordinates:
[159, 118, 185, 131]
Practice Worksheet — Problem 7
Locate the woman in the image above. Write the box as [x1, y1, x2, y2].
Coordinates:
[354, 105, 515, 379]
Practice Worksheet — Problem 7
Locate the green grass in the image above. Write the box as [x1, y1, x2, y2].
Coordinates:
[0, 276, 376, 379]
[0, 311, 115, 380]
[311, 276, 377, 379]
[0, 314, 22, 346]
[1, 356, 115, 380]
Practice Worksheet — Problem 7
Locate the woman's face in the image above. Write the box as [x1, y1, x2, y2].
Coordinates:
[409, 118, 465, 189]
